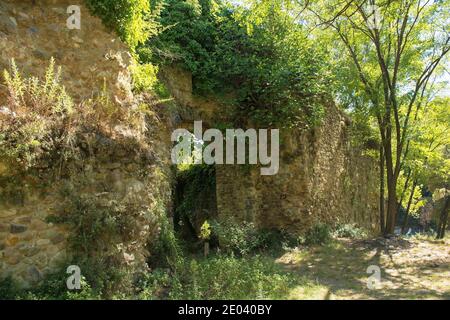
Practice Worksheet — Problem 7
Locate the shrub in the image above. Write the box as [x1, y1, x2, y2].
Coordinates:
[303, 223, 332, 246]
[333, 223, 368, 239]
[148, 209, 184, 269]
[138, 255, 303, 299]
[0, 59, 149, 171]
[210, 218, 263, 255]
[0, 59, 74, 170]
[0, 277, 18, 300]
[130, 62, 159, 93]
[3, 58, 73, 115]
[20, 270, 99, 300]
[0, 271, 99, 300]
[85, 0, 156, 48]
[47, 182, 159, 296]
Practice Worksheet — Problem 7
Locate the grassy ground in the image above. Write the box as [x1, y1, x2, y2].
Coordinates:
[139, 234, 450, 300]
[2, 235, 448, 300]
[275, 236, 450, 299]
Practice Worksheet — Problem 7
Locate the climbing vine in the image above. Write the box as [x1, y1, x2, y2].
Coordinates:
[142, 0, 330, 128]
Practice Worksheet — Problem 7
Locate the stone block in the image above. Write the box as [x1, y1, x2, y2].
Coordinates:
[10, 224, 27, 233]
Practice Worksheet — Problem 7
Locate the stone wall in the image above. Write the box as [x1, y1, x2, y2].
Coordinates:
[215, 103, 380, 234]
[163, 66, 380, 235]
[0, 0, 133, 104]
[0, 0, 173, 288]
[0, 125, 173, 288]
[0, 187, 69, 287]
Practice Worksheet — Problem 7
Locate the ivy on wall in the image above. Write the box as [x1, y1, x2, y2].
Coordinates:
[141, 0, 330, 128]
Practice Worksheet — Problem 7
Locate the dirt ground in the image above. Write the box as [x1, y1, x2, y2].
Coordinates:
[276, 236, 450, 300]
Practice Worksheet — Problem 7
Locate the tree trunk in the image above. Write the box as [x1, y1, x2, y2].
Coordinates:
[401, 180, 417, 234]
[379, 144, 385, 234]
[436, 196, 449, 239]
[384, 149, 398, 235]
[385, 185, 398, 236]
[397, 170, 411, 214]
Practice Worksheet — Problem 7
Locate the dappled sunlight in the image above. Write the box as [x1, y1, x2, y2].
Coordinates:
[274, 238, 450, 300]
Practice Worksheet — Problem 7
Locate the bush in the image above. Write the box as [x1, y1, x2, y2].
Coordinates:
[0, 59, 149, 172]
[148, 210, 184, 269]
[0, 271, 99, 300]
[333, 223, 367, 239]
[145, 0, 329, 128]
[209, 219, 300, 254]
[85, 0, 156, 48]
[130, 62, 159, 93]
[303, 223, 332, 246]
[0, 277, 18, 300]
[0, 59, 74, 170]
[47, 182, 159, 296]
[138, 255, 303, 299]
[210, 219, 263, 255]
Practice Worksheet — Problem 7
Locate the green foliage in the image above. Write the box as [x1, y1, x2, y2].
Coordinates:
[20, 271, 99, 300]
[175, 164, 216, 220]
[130, 62, 159, 92]
[302, 223, 332, 245]
[0, 277, 18, 300]
[211, 219, 262, 255]
[0, 59, 151, 172]
[47, 183, 154, 296]
[3, 58, 73, 115]
[148, 210, 184, 269]
[333, 223, 367, 239]
[138, 255, 306, 299]
[143, 0, 330, 127]
[0, 59, 74, 170]
[199, 220, 211, 241]
[0, 272, 99, 300]
[209, 218, 294, 255]
[85, 0, 157, 48]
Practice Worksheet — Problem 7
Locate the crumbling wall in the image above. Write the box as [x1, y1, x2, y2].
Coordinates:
[163, 66, 380, 235]
[216, 104, 380, 234]
[0, 0, 173, 288]
[0, 0, 132, 104]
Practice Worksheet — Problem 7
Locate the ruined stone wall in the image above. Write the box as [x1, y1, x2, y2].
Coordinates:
[216, 104, 380, 234]
[0, 130, 172, 288]
[162, 66, 380, 235]
[0, 0, 173, 288]
[0, 0, 133, 104]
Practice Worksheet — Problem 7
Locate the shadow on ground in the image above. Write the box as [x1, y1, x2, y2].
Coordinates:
[275, 237, 450, 300]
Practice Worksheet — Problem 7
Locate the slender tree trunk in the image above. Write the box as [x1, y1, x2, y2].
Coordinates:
[386, 180, 398, 236]
[436, 196, 449, 239]
[383, 129, 398, 236]
[401, 180, 417, 234]
[397, 170, 411, 214]
[379, 144, 385, 234]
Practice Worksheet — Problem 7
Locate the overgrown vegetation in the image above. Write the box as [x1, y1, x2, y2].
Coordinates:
[0, 59, 73, 170]
[1, 0, 448, 301]
[332, 223, 368, 239]
[85, 0, 156, 48]
[0, 60, 166, 298]
[47, 184, 148, 295]
[137, 255, 315, 300]
[0, 59, 149, 172]
[141, 0, 329, 128]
